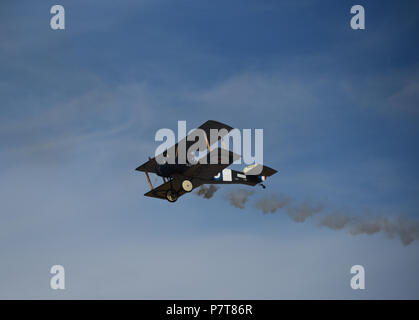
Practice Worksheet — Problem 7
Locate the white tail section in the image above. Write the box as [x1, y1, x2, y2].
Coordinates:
[243, 164, 263, 175]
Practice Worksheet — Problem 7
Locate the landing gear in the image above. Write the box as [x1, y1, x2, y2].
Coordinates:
[166, 190, 178, 202]
[260, 183, 266, 189]
[181, 180, 193, 192]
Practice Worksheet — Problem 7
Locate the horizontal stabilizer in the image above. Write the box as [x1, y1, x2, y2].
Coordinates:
[243, 164, 277, 176]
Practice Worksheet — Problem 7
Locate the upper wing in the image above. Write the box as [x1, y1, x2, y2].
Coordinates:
[135, 120, 234, 172]
[184, 120, 234, 153]
[183, 148, 240, 179]
[135, 157, 158, 173]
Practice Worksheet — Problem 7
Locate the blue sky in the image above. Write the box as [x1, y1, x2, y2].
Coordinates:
[1, 0, 419, 298]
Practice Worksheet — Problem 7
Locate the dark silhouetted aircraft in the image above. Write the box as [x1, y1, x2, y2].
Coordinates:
[135, 120, 277, 202]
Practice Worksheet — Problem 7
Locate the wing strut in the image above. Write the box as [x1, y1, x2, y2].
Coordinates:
[221, 138, 227, 150]
[145, 171, 153, 190]
[203, 132, 211, 153]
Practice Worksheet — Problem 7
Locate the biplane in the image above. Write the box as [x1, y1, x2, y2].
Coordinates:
[135, 120, 277, 202]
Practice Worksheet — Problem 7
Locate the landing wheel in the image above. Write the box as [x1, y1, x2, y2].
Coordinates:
[166, 190, 178, 202]
[181, 180, 193, 192]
